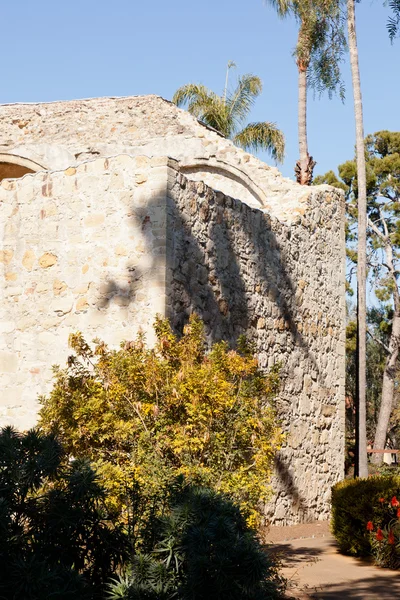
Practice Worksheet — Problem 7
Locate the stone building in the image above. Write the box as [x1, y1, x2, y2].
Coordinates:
[0, 95, 346, 523]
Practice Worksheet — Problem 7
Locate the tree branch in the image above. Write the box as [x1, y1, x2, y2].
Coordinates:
[367, 216, 386, 241]
[367, 329, 390, 354]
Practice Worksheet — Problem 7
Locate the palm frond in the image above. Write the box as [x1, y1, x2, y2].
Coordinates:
[172, 84, 229, 134]
[264, 0, 292, 18]
[194, 96, 230, 136]
[233, 122, 285, 163]
[172, 84, 217, 116]
[226, 74, 262, 136]
[172, 75, 284, 159]
[388, 0, 400, 42]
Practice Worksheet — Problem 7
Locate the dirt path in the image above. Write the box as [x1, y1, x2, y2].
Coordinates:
[266, 524, 400, 599]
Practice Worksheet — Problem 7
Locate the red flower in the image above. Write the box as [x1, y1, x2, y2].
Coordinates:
[391, 496, 399, 507]
[388, 529, 395, 545]
[366, 521, 374, 531]
[379, 498, 385, 503]
[376, 528, 384, 542]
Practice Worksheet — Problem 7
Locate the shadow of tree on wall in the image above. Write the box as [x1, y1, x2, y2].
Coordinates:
[273, 456, 309, 519]
[95, 173, 329, 519]
[95, 177, 314, 361]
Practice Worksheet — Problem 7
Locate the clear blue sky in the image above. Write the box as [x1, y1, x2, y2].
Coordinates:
[2, 0, 398, 179]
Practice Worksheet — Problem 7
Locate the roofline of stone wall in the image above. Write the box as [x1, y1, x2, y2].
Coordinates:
[0, 94, 312, 208]
[0, 94, 161, 107]
[0, 94, 225, 140]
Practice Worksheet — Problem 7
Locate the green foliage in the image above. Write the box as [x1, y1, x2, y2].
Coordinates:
[39, 315, 283, 527]
[0, 426, 127, 600]
[107, 480, 285, 600]
[172, 73, 285, 162]
[265, 0, 346, 98]
[367, 494, 400, 569]
[344, 307, 393, 469]
[388, 0, 400, 42]
[331, 476, 400, 557]
[317, 131, 400, 448]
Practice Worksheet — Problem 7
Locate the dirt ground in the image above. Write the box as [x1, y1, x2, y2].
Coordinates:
[265, 522, 400, 599]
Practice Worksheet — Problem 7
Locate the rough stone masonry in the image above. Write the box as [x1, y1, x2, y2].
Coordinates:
[0, 96, 346, 524]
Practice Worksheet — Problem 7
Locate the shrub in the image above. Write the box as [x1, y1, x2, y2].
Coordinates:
[107, 480, 286, 600]
[331, 475, 400, 556]
[0, 426, 128, 599]
[367, 495, 400, 568]
[39, 315, 283, 525]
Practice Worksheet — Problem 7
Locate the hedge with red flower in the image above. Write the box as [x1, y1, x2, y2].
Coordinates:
[367, 495, 400, 568]
[332, 476, 400, 558]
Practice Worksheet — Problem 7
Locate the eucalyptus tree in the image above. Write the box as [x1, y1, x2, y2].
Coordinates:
[265, 0, 346, 185]
[172, 71, 285, 163]
[316, 131, 400, 466]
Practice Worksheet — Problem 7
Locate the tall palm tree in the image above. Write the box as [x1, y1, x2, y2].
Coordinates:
[347, 0, 368, 478]
[172, 72, 285, 163]
[265, 0, 345, 185]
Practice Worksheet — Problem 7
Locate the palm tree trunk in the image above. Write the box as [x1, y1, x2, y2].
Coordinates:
[347, 0, 368, 478]
[295, 59, 315, 185]
[372, 239, 400, 464]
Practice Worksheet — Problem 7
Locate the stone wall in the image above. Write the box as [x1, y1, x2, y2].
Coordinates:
[165, 170, 346, 524]
[0, 95, 322, 218]
[0, 155, 345, 523]
[0, 155, 171, 429]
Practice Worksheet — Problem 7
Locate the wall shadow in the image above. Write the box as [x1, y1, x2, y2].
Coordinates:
[95, 171, 338, 515]
[309, 575, 400, 599]
[95, 176, 314, 359]
[273, 455, 309, 519]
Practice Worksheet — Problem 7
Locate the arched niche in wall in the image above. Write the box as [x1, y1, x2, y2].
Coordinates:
[180, 158, 267, 209]
[0, 154, 45, 182]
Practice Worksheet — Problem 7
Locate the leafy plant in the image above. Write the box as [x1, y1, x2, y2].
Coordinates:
[0, 426, 128, 599]
[367, 495, 400, 568]
[107, 480, 285, 600]
[39, 315, 283, 526]
[331, 475, 400, 557]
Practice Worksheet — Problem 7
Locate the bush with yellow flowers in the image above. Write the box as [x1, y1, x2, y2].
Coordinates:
[39, 315, 283, 526]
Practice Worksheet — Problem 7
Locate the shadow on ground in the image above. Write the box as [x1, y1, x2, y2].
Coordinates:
[268, 542, 324, 567]
[309, 575, 400, 599]
[272, 535, 400, 600]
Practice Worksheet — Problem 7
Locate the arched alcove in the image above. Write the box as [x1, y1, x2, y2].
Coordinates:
[0, 154, 45, 182]
[180, 158, 267, 209]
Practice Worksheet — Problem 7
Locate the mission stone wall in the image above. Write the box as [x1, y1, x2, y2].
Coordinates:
[0, 149, 345, 523]
[166, 170, 346, 523]
[0, 156, 171, 429]
[0, 95, 324, 217]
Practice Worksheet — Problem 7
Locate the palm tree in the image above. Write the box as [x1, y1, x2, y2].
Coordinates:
[347, 0, 368, 477]
[172, 71, 285, 163]
[265, 0, 345, 185]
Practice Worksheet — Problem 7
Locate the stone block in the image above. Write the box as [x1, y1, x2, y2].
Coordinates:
[83, 214, 105, 227]
[0, 352, 18, 373]
[39, 252, 57, 268]
[0, 249, 13, 264]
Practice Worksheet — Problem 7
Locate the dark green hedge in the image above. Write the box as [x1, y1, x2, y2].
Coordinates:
[331, 476, 400, 556]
